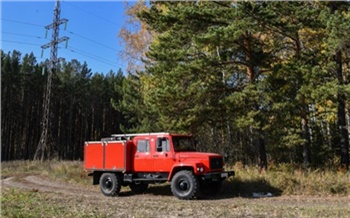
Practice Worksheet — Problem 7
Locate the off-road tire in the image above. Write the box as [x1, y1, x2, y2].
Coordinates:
[129, 182, 149, 194]
[171, 170, 199, 200]
[99, 173, 121, 196]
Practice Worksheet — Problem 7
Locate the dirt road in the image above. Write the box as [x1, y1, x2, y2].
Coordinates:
[2, 174, 350, 217]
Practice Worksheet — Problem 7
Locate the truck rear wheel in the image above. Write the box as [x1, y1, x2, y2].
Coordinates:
[129, 182, 148, 194]
[171, 170, 199, 200]
[99, 173, 121, 196]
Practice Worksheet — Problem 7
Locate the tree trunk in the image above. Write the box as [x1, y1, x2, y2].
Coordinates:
[243, 31, 268, 171]
[256, 133, 267, 172]
[335, 51, 349, 170]
[301, 106, 311, 167]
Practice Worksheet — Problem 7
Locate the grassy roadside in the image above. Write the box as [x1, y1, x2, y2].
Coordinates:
[1, 188, 109, 218]
[1, 161, 350, 217]
[1, 160, 91, 186]
[2, 187, 349, 218]
[225, 162, 350, 197]
[1, 160, 350, 196]
[1, 161, 105, 217]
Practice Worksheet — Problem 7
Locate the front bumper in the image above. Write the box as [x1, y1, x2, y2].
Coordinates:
[202, 171, 235, 180]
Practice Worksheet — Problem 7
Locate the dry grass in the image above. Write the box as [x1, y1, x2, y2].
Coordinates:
[2, 187, 350, 218]
[1, 161, 350, 217]
[2, 160, 349, 196]
[1, 160, 91, 186]
[1, 188, 110, 218]
[225, 162, 350, 197]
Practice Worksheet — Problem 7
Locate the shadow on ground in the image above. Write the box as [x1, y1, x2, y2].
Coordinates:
[120, 178, 282, 200]
[219, 178, 283, 199]
[120, 184, 173, 197]
[146, 184, 173, 196]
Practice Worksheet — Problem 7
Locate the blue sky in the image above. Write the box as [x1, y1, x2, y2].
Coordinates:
[1, 0, 128, 74]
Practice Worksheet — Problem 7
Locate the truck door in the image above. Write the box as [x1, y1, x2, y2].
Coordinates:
[133, 138, 152, 172]
[152, 137, 175, 172]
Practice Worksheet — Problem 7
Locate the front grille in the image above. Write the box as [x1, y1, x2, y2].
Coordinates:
[210, 157, 223, 170]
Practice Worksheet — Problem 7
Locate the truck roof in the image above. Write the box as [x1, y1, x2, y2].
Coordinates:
[111, 132, 191, 140]
[111, 132, 168, 137]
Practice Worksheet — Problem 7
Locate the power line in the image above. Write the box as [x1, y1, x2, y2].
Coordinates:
[2, 13, 120, 70]
[2, 31, 47, 39]
[68, 49, 118, 69]
[62, 0, 119, 27]
[2, 39, 118, 68]
[64, 30, 118, 52]
[2, 19, 117, 53]
[2, 39, 42, 46]
[60, 2, 121, 54]
[1, 18, 44, 27]
[69, 46, 116, 64]
[67, 46, 118, 68]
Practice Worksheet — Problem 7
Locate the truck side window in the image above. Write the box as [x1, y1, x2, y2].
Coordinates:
[156, 138, 170, 152]
[137, 140, 149, 152]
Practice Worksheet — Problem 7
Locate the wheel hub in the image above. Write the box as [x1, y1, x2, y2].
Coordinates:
[179, 180, 189, 191]
[104, 178, 112, 189]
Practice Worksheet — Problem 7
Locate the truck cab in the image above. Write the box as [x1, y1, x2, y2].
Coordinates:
[84, 132, 234, 199]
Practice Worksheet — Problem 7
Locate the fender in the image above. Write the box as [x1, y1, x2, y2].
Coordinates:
[168, 163, 198, 181]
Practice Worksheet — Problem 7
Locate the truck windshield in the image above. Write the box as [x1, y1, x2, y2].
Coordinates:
[172, 136, 196, 152]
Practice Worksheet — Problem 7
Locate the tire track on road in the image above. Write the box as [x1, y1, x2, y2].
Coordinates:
[2, 175, 97, 197]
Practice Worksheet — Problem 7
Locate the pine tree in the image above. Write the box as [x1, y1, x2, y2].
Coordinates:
[322, 2, 350, 169]
[139, 2, 273, 168]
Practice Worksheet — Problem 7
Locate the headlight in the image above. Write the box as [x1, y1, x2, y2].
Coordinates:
[197, 166, 204, 172]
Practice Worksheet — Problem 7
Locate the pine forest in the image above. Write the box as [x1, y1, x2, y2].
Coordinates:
[2, 1, 350, 170]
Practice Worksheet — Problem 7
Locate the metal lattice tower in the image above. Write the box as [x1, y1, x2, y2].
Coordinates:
[34, 0, 69, 161]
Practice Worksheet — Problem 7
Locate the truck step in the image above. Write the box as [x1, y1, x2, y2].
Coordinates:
[132, 178, 168, 182]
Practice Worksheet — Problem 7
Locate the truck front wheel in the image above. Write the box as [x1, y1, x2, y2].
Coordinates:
[99, 173, 121, 196]
[171, 170, 199, 200]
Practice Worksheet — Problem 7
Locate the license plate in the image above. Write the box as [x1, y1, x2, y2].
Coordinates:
[221, 172, 228, 178]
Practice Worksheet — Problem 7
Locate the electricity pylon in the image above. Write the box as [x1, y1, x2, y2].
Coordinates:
[34, 0, 68, 161]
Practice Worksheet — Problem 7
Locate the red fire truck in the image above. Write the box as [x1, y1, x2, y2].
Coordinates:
[84, 132, 234, 199]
